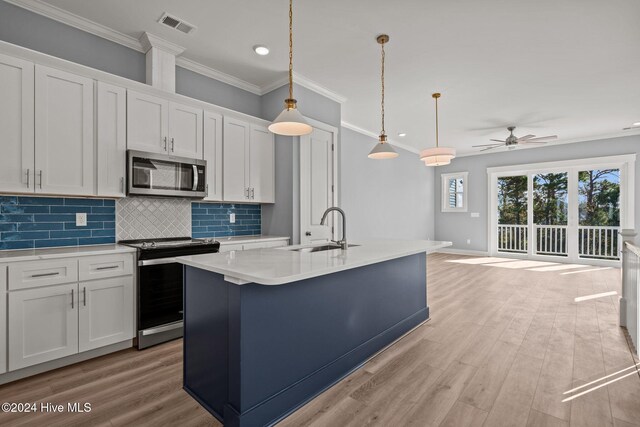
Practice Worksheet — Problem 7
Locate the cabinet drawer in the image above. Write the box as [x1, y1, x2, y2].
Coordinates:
[79, 253, 133, 281]
[219, 243, 244, 253]
[9, 259, 78, 290]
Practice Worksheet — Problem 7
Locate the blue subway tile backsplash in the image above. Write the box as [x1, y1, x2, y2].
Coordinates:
[191, 202, 261, 239]
[0, 196, 115, 250]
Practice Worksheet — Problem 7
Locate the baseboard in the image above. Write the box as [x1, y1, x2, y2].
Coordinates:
[436, 248, 489, 256]
[0, 340, 133, 385]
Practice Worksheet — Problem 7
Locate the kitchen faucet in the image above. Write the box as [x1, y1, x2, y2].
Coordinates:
[320, 207, 347, 250]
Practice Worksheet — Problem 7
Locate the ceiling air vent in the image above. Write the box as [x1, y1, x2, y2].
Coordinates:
[158, 13, 196, 35]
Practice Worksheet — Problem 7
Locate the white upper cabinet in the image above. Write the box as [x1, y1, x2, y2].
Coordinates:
[97, 82, 126, 197]
[127, 90, 169, 154]
[168, 102, 203, 159]
[0, 54, 34, 193]
[249, 124, 275, 203]
[223, 118, 275, 203]
[35, 65, 94, 196]
[204, 110, 223, 201]
[223, 117, 251, 202]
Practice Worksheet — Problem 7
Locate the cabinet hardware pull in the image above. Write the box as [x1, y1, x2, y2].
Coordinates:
[171, 137, 175, 152]
[71, 289, 74, 309]
[38, 170, 43, 189]
[163, 136, 168, 151]
[120, 177, 125, 193]
[206, 184, 209, 196]
[245, 188, 249, 199]
[26, 169, 30, 188]
[31, 271, 60, 278]
[83, 287, 86, 306]
[306, 231, 312, 236]
[251, 188, 255, 199]
[96, 265, 118, 270]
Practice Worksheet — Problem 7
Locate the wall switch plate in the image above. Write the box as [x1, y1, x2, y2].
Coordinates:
[76, 213, 87, 226]
[230, 213, 236, 224]
[471, 212, 480, 218]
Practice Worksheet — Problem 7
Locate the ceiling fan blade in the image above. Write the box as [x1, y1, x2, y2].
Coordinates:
[472, 143, 504, 147]
[489, 139, 507, 143]
[526, 135, 558, 142]
[480, 145, 502, 152]
[517, 134, 536, 141]
[520, 141, 548, 144]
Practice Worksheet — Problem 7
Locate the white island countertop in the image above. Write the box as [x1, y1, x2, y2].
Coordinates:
[177, 240, 451, 285]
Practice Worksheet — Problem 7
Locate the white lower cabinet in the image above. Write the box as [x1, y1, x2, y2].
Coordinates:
[79, 277, 133, 352]
[9, 283, 78, 371]
[0, 264, 6, 374]
[5, 254, 135, 372]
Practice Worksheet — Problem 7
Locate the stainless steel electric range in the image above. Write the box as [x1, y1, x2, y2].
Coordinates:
[119, 237, 220, 349]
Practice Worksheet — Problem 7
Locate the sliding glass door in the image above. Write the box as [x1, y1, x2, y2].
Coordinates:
[488, 156, 632, 265]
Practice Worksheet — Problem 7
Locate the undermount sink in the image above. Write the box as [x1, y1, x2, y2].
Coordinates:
[292, 244, 360, 253]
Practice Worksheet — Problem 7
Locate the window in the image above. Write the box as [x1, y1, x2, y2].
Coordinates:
[441, 172, 468, 212]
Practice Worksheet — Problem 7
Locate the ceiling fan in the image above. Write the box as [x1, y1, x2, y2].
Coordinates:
[473, 126, 557, 151]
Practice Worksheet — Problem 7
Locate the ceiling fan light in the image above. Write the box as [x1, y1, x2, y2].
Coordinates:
[423, 156, 451, 166]
[419, 147, 456, 161]
[268, 103, 313, 136]
[368, 140, 399, 159]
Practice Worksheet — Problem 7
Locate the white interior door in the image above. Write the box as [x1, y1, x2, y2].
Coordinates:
[9, 283, 79, 371]
[79, 277, 133, 352]
[168, 101, 203, 159]
[35, 65, 94, 195]
[300, 126, 337, 245]
[0, 54, 34, 193]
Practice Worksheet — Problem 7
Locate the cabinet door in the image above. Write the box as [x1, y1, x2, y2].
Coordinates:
[203, 111, 223, 201]
[0, 54, 34, 193]
[126, 90, 168, 154]
[97, 82, 126, 197]
[8, 283, 78, 371]
[249, 124, 275, 203]
[168, 102, 203, 159]
[223, 117, 250, 202]
[79, 277, 134, 352]
[35, 65, 94, 195]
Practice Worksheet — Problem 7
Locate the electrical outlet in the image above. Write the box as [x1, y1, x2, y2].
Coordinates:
[466, 239, 471, 245]
[76, 213, 87, 227]
[230, 213, 236, 224]
[471, 212, 480, 218]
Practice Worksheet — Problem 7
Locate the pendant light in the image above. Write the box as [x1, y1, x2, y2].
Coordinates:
[368, 34, 398, 160]
[268, 0, 313, 136]
[420, 93, 456, 166]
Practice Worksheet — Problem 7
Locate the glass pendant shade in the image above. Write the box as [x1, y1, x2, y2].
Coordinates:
[420, 147, 456, 166]
[368, 135, 399, 159]
[268, 100, 312, 136]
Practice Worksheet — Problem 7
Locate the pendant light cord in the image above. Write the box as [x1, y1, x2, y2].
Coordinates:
[380, 40, 385, 136]
[434, 95, 439, 148]
[288, 0, 294, 102]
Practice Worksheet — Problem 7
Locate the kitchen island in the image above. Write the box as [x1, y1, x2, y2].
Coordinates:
[177, 240, 450, 427]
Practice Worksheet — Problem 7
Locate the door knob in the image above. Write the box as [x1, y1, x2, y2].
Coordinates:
[305, 231, 312, 236]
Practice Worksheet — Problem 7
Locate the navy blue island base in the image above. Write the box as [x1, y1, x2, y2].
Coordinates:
[183, 253, 429, 427]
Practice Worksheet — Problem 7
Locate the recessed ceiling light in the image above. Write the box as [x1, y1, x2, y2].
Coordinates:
[633, 122, 640, 126]
[253, 45, 269, 56]
[398, 132, 407, 137]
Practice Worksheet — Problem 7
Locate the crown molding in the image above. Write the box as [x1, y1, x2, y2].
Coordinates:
[175, 57, 263, 95]
[139, 32, 185, 55]
[341, 121, 420, 155]
[261, 72, 347, 103]
[4, 0, 145, 52]
[6, 0, 348, 102]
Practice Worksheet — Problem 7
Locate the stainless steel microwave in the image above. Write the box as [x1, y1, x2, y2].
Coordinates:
[127, 150, 207, 198]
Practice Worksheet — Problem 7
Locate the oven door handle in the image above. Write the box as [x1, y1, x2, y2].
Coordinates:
[138, 258, 179, 266]
[192, 164, 199, 191]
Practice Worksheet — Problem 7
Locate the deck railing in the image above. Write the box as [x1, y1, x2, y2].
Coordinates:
[497, 224, 528, 253]
[621, 241, 639, 354]
[497, 224, 621, 261]
[579, 226, 620, 260]
[535, 225, 568, 256]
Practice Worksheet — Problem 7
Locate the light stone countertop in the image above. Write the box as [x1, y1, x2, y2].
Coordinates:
[0, 244, 136, 263]
[177, 239, 451, 286]
[215, 235, 290, 245]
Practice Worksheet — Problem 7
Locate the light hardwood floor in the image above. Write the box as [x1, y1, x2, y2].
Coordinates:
[0, 253, 638, 427]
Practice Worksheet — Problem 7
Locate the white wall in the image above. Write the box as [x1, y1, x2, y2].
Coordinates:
[340, 128, 435, 241]
[434, 134, 640, 251]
